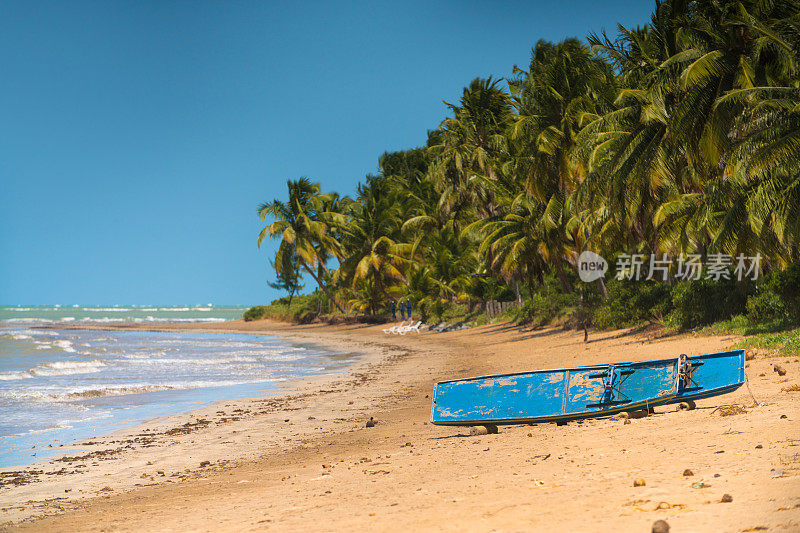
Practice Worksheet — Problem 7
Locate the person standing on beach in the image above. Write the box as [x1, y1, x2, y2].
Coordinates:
[399, 300, 406, 320]
[406, 299, 413, 320]
[390, 300, 397, 321]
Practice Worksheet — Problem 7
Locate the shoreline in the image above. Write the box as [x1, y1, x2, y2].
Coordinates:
[0, 321, 376, 469]
[0, 320, 405, 519]
[2, 319, 799, 532]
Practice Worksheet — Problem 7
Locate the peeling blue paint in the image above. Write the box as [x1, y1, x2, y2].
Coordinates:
[430, 350, 745, 426]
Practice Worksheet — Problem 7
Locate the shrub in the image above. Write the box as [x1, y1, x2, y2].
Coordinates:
[243, 306, 269, 321]
[519, 292, 578, 326]
[667, 278, 747, 330]
[593, 279, 673, 329]
[772, 264, 800, 319]
[746, 288, 786, 321]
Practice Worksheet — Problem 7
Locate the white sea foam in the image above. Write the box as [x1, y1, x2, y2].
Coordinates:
[53, 340, 77, 353]
[0, 371, 34, 381]
[29, 360, 107, 377]
[10, 334, 33, 340]
[128, 356, 260, 365]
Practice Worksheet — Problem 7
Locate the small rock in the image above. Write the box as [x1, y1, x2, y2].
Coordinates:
[470, 426, 489, 436]
[755, 444, 763, 449]
[284, 419, 290, 422]
[633, 478, 646, 487]
[759, 373, 765, 377]
[683, 469, 694, 476]
[652, 519, 670, 533]
[348, 401, 354, 405]
[308, 416, 316, 420]
[774, 365, 787, 376]
[714, 473, 721, 478]
[200, 461, 211, 467]
[623, 419, 631, 425]
[780, 414, 788, 419]
[721, 493, 733, 503]
[527, 433, 532, 437]
[366, 417, 375, 428]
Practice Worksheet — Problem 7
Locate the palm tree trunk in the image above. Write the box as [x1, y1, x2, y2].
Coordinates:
[303, 264, 345, 314]
[554, 257, 572, 293]
[596, 277, 607, 299]
[513, 278, 522, 304]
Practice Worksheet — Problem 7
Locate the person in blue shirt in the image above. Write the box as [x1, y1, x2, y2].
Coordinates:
[390, 300, 397, 321]
[405, 299, 413, 320]
[399, 300, 406, 320]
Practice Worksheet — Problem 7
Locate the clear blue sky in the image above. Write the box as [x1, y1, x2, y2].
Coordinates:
[0, 1, 653, 305]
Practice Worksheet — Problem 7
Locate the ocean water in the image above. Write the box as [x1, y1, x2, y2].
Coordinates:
[0, 307, 359, 468]
[0, 304, 247, 325]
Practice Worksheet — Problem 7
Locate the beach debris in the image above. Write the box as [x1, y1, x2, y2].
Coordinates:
[721, 494, 733, 503]
[366, 417, 375, 428]
[678, 400, 696, 411]
[769, 468, 785, 478]
[633, 478, 646, 487]
[683, 469, 694, 477]
[652, 519, 670, 533]
[773, 365, 787, 376]
[781, 384, 800, 392]
[623, 418, 631, 425]
[98, 486, 113, 493]
[756, 444, 763, 449]
[780, 414, 788, 419]
[469, 426, 488, 436]
[711, 404, 747, 416]
[692, 482, 711, 489]
[200, 461, 211, 467]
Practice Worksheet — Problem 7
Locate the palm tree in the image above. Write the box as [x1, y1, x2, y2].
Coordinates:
[335, 175, 414, 315]
[257, 178, 346, 313]
[508, 39, 617, 292]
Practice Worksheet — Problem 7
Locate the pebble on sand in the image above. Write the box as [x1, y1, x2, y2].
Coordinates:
[774, 365, 787, 376]
[633, 478, 646, 487]
[652, 519, 670, 533]
[721, 494, 733, 503]
[366, 417, 375, 428]
[470, 426, 489, 436]
[683, 469, 694, 476]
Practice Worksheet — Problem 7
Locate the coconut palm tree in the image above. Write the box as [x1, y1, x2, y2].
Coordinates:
[257, 178, 346, 313]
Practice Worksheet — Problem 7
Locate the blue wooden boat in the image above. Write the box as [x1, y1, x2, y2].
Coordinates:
[430, 349, 745, 426]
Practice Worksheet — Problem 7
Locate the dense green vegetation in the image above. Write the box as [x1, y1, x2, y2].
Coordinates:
[253, 0, 800, 341]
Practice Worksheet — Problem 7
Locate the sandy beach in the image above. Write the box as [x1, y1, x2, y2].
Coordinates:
[1, 320, 798, 532]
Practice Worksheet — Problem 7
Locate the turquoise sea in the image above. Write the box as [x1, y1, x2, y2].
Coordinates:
[0, 306, 359, 468]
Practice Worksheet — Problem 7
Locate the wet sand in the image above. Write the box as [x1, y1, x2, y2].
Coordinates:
[1, 319, 798, 532]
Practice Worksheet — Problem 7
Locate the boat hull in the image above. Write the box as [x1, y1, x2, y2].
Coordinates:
[430, 349, 745, 426]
